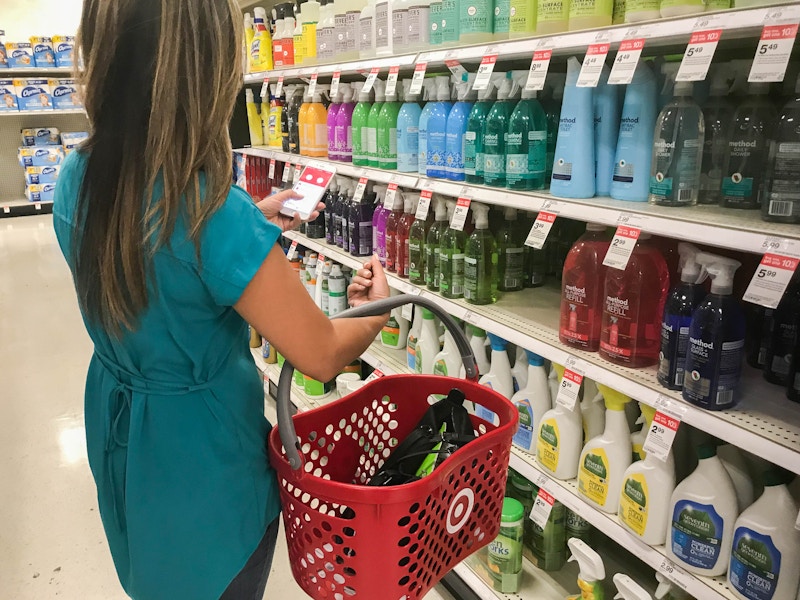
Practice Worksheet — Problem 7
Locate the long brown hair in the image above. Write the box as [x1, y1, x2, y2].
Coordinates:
[74, 0, 243, 336]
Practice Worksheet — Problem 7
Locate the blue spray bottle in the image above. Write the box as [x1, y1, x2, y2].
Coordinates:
[445, 73, 477, 182]
[658, 243, 708, 391]
[397, 79, 423, 172]
[418, 79, 438, 176]
[683, 253, 745, 410]
[426, 75, 454, 179]
[550, 57, 595, 199]
[610, 60, 658, 202]
[593, 63, 621, 197]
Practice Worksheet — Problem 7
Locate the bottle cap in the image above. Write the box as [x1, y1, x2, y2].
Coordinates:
[472, 203, 490, 230]
[467, 323, 486, 337]
[677, 242, 704, 284]
[567, 538, 606, 583]
[526, 351, 544, 367]
[435, 75, 451, 101]
[596, 383, 631, 411]
[501, 497, 525, 522]
[613, 574, 652, 600]
[696, 252, 741, 295]
[487, 332, 508, 351]
[697, 443, 717, 460]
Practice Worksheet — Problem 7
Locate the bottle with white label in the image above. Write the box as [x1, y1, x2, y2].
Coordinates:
[327, 264, 349, 315]
[317, 0, 335, 61]
[415, 308, 441, 374]
[406, 0, 432, 51]
[717, 443, 755, 513]
[359, 0, 377, 57]
[537, 363, 583, 480]
[468, 324, 492, 375]
[728, 471, 800, 600]
[511, 345, 528, 393]
[577, 384, 632, 513]
[375, 0, 395, 55]
[666, 444, 738, 576]
[381, 293, 410, 349]
[479, 333, 515, 399]
[762, 74, 800, 223]
[406, 305, 424, 369]
[511, 351, 550, 452]
[619, 445, 676, 545]
[433, 329, 462, 376]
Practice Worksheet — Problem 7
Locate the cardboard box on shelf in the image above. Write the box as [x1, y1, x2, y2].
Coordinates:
[21, 128, 61, 146]
[13, 79, 52, 111]
[5, 42, 33, 68]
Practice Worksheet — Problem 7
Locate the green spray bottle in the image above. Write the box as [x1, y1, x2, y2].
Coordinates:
[377, 79, 402, 170]
[351, 81, 372, 167]
[497, 206, 525, 291]
[506, 70, 548, 191]
[483, 73, 519, 187]
[408, 192, 433, 285]
[367, 78, 386, 168]
[465, 73, 504, 184]
[425, 195, 448, 291]
[464, 203, 498, 304]
[439, 199, 466, 299]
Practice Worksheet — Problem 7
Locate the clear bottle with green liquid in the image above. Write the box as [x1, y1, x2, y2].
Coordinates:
[483, 74, 519, 187]
[506, 79, 548, 191]
[425, 196, 449, 290]
[464, 203, 499, 305]
[439, 199, 466, 299]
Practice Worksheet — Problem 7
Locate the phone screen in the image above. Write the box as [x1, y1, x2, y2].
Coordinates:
[281, 163, 336, 219]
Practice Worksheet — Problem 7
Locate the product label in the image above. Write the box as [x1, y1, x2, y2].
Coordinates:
[619, 472, 649, 536]
[659, 314, 693, 388]
[488, 531, 523, 577]
[317, 27, 333, 59]
[460, 0, 493, 35]
[464, 131, 478, 175]
[494, 0, 510, 33]
[552, 157, 573, 182]
[670, 500, 726, 570]
[381, 321, 401, 347]
[512, 398, 534, 449]
[578, 448, 610, 507]
[393, 8, 409, 46]
[408, 5, 431, 44]
[684, 337, 744, 408]
[537, 418, 560, 473]
[409, 240, 423, 281]
[764, 142, 800, 218]
[359, 17, 373, 52]
[433, 358, 449, 376]
[502, 247, 524, 288]
[729, 528, 782, 600]
[430, 1, 443, 45]
[376, 1, 389, 49]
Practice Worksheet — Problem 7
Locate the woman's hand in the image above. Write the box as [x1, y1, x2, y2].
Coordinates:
[254, 189, 325, 232]
[348, 255, 390, 308]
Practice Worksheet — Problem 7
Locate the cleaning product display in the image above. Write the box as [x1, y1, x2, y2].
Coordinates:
[511, 351, 551, 452]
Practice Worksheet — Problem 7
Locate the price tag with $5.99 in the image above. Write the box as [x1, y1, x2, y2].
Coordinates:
[530, 488, 556, 529]
[556, 368, 583, 411]
[743, 253, 800, 309]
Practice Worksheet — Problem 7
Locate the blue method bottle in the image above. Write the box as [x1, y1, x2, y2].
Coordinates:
[445, 73, 477, 182]
[397, 80, 423, 172]
[657, 243, 707, 391]
[426, 76, 453, 179]
[683, 253, 745, 410]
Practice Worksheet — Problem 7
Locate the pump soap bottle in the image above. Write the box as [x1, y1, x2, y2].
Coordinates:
[464, 203, 499, 305]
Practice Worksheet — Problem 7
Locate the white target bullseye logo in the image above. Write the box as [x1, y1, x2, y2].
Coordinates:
[446, 488, 475, 534]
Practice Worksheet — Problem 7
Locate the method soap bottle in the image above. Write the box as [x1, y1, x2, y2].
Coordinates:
[464, 203, 499, 305]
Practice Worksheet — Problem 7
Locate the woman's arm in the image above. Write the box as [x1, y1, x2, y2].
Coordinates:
[235, 248, 390, 383]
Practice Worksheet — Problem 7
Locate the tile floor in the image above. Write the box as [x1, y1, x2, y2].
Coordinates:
[0, 215, 454, 600]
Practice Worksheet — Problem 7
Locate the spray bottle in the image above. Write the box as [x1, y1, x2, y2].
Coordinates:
[327, 83, 344, 160]
[415, 308, 440, 374]
[698, 65, 735, 205]
[566, 538, 606, 600]
[398, 79, 423, 172]
[478, 333, 515, 425]
[613, 575, 651, 600]
[407, 306, 424, 369]
[483, 73, 518, 187]
[418, 79, 439, 175]
[511, 351, 551, 452]
[496, 206, 525, 292]
[251, 7, 275, 71]
[682, 253, 745, 410]
[245, 89, 265, 146]
[577, 384, 632, 513]
[537, 364, 583, 480]
[335, 83, 356, 162]
[367, 78, 386, 167]
[446, 73, 477, 181]
[382, 289, 411, 349]
[657, 243, 707, 390]
[349, 181, 375, 256]
[351, 81, 372, 166]
[426, 75, 454, 178]
[581, 380, 605, 441]
[396, 192, 417, 277]
[465, 73, 504, 184]
[505, 71, 548, 191]
[408, 192, 431, 284]
[372, 184, 389, 264]
[244, 12, 256, 73]
[439, 199, 466, 299]
[384, 187, 406, 272]
[425, 195, 448, 290]
[654, 573, 691, 600]
[378, 79, 402, 169]
[631, 402, 656, 462]
[464, 203, 498, 305]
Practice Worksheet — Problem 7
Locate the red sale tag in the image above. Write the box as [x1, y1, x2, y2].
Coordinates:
[603, 226, 641, 270]
[386, 65, 401, 96]
[353, 177, 369, 202]
[384, 182, 399, 207]
[555, 368, 583, 411]
[268, 159, 276, 179]
[409, 62, 428, 95]
[363, 66, 381, 94]
[643, 410, 681, 462]
[330, 71, 341, 97]
[743, 253, 800, 309]
[530, 487, 556, 528]
[445, 60, 468, 81]
[677, 29, 722, 82]
[276, 75, 285, 97]
[749, 23, 799, 82]
[416, 189, 433, 220]
[260, 77, 270, 99]
[450, 197, 471, 231]
[308, 72, 319, 97]
[609, 38, 645, 85]
[526, 49, 553, 91]
[525, 211, 557, 249]
[365, 369, 385, 382]
[473, 54, 499, 91]
[577, 43, 610, 87]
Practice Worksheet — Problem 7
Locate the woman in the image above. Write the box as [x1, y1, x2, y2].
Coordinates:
[53, 1, 389, 599]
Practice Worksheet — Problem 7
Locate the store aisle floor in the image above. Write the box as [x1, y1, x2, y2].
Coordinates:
[0, 216, 453, 600]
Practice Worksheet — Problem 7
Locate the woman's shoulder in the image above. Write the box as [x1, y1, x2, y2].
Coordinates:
[53, 150, 88, 225]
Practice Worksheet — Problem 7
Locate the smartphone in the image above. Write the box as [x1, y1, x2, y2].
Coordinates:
[280, 162, 337, 221]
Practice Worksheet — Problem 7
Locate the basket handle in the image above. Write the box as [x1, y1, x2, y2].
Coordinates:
[277, 294, 480, 470]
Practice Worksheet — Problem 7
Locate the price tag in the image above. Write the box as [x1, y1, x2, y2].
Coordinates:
[287, 240, 299, 260]
[530, 488, 556, 529]
[445, 59, 468, 81]
[608, 38, 645, 85]
[308, 72, 319, 97]
[315, 254, 326, 280]
[330, 71, 341, 98]
[525, 49, 552, 91]
[676, 29, 722, 82]
[276, 75, 285, 98]
[462, 310, 481, 326]
[268, 159, 276, 179]
[293, 164, 302, 185]
[282, 163, 291, 183]
[658, 557, 691, 591]
[749, 24, 798, 83]
[384, 182, 399, 207]
[525, 211, 557, 250]
[401, 303, 414, 321]
[450, 197, 471, 231]
[416, 189, 433, 220]
[260, 77, 270, 99]
[473, 53, 499, 91]
[3, 206, 10, 214]
[555, 368, 583, 411]
[577, 44, 610, 88]
[365, 368, 385, 382]
[410, 62, 428, 95]
[643, 410, 681, 462]
[603, 225, 641, 270]
[35, 203, 42, 211]
[353, 177, 369, 203]
[386, 66, 401, 96]
[742, 253, 800, 309]
[363, 66, 381, 94]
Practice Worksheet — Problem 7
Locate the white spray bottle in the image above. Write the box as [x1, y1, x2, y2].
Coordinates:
[537, 363, 583, 480]
[613, 574, 652, 600]
[566, 538, 605, 600]
[511, 351, 551, 453]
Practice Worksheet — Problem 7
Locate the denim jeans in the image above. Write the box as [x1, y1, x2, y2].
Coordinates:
[220, 518, 280, 600]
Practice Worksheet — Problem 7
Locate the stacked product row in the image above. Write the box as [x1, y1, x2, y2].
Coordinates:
[0, 78, 82, 112]
[0, 33, 75, 69]
[244, 0, 781, 74]
[246, 57, 800, 223]
[16, 128, 87, 203]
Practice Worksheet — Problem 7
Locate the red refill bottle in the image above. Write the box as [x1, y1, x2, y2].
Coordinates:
[396, 192, 416, 278]
[559, 223, 612, 351]
[384, 188, 405, 273]
[599, 232, 670, 367]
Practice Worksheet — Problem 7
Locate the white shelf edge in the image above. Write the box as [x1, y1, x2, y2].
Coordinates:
[0, 67, 75, 75]
[242, 3, 800, 83]
[236, 146, 800, 256]
[278, 229, 800, 476]
[0, 108, 86, 116]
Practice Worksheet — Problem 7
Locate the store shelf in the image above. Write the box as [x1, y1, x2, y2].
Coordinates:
[250, 347, 321, 412]
[0, 198, 53, 218]
[452, 557, 570, 600]
[0, 67, 75, 75]
[243, 3, 800, 83]
[237, 146, 800, 257]
[0, 108, 86, 116]
[280, 229, 800, 476]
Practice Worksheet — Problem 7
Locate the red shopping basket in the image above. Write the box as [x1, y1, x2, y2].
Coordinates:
[268, 295, 518, 600]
